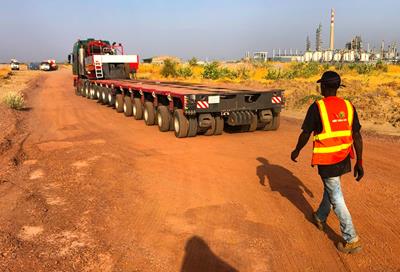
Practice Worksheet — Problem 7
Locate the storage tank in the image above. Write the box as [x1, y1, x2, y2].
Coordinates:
[333, 52, 342, 62]
[304, 52, 313, 62]
[343, 51, 355, 62]
[360, 53, 370, 62]
[323, 51, 333, 62]
[312, 51, 323, 62]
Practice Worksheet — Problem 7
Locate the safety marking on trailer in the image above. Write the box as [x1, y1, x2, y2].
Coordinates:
[197, 101, 209, 109]
[208, 95, 220, 104]
[271, 96, 282, 104]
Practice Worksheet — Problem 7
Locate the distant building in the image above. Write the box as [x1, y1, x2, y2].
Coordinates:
[142, 55, 181, 64]
[253, 52, 268, 62]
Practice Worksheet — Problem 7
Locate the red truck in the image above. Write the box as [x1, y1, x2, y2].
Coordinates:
[69, 38, 284, 138]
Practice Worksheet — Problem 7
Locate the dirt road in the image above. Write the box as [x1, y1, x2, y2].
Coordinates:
[1, 69, 400, 271]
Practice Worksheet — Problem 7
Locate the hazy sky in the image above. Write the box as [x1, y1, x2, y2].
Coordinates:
[0, 0, 399, 62]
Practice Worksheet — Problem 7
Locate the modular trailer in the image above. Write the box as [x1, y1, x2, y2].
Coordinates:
[71, 39, 284, 138]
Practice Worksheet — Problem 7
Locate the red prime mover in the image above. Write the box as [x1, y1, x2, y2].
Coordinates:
[69, 38, 284, 138]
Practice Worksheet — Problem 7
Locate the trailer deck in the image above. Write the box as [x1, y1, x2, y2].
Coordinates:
[95, 79, 277, 95]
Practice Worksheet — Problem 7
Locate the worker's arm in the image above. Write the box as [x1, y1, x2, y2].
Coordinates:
[353, 131, 364, 181]
[291, 131, 311, 162]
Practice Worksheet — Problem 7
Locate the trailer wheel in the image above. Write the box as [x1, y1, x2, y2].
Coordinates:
[89, 86, 96, 99]
[108, 93, 116, 107]
[144, 101, 155, 125]
[115, 94, 124, 113]
[214, 116, 224, 135]
[203, 117, 216, 136]
[101, 89, 108, 104]
[241, 113, 258, 132]
[157, 106, 170, 132]
[96, 88, 102, 102]
[123, 97, 133, 116]
[79, 84, 85, 96]
[174, 109, 189, 138]
[85, 83, 90, 98]
[133, 98, 143, 120]
[187, 117, 198, 137]
[262, 113, 280, 131]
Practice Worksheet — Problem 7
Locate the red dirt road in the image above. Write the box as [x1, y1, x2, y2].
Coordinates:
[1, 69, 400, 271]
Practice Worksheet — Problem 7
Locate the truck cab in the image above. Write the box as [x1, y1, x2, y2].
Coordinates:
[70, 39, 139, 80]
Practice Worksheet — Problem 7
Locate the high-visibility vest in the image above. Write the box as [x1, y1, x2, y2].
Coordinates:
[312, 96, 355, 165]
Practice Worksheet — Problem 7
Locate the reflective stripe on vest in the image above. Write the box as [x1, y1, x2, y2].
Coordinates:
[312, 97, 354, 165]
[313, 143, 353, 154]
[313, 99, 353, 141]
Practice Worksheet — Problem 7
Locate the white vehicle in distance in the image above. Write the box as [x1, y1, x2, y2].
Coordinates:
[10, 59, 20, 70]
[40, 61, 51, 71]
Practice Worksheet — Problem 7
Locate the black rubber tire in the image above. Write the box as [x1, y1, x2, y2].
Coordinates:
[203, 116, 216, 136]
[108, 92, 116, 107]
[133, 98, 143, 120]
[263, 113, 280, 131]
[241, 113, 258, 132]
[96, 87, 102, 102]
[144, 101, 155, 125]
[80, 84, 86, 96]
[115, 94, 124, 113]
[187, 117, 198, 137]
[174, 109, 189, 138]
[214, 116, 224, 135]
[101, 89, 108, 104]
[89, 85, 96, 99]
[157, 106, 170, 132]
[123, 96, 133, 116]
[85, 83, 90, 98]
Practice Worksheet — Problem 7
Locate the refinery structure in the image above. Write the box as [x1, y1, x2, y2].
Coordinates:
[247, 9, 399, 63]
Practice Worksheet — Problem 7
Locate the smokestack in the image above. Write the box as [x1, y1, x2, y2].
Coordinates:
[329, 8, 335, 50]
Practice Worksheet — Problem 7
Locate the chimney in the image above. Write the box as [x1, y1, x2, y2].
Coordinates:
[330, 8, 335, 50]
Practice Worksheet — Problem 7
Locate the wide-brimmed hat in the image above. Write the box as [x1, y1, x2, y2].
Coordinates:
[317, 71, 345, 87]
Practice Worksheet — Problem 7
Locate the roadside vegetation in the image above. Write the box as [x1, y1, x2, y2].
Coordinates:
[138, 60, 400, 128]
[2, 91, 25, 110]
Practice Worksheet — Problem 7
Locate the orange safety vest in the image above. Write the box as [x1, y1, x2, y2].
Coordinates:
[312, 96, 355, 165]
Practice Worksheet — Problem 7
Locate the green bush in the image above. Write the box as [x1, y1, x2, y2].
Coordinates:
[265, 68, 284, 80]
[355, 64, 373, 74]
[2, 91, 25, 110]
[265, 62, 320, 81]
[188, 57, 198, 67]
[375, 60, 388, 72]
[202, 62, 221, 80]
[292, 62, 320, 78]
[161, 59, 178, 78]
[177, 66, 193, 78]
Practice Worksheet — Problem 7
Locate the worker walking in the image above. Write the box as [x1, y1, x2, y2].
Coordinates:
[291, 71, 364, 254]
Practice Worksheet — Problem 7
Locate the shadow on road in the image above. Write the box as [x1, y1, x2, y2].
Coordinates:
[256, 157, 342, 243]
[180, 236, 238, 272]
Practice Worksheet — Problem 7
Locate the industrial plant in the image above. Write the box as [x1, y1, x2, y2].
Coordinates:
[246, 9, 399, 63]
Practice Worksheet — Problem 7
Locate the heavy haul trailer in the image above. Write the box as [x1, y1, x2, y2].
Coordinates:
[71, 39, 284, 138]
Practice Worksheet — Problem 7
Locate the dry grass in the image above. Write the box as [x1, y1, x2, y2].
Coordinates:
[0, 66, 11, 79]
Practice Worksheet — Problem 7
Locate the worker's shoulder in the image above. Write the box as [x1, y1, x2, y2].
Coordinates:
[308, 101, 319, 110]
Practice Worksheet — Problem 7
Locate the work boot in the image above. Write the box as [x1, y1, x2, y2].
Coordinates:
[337, 237, 362, 254]
[313, 212, 324, 231]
